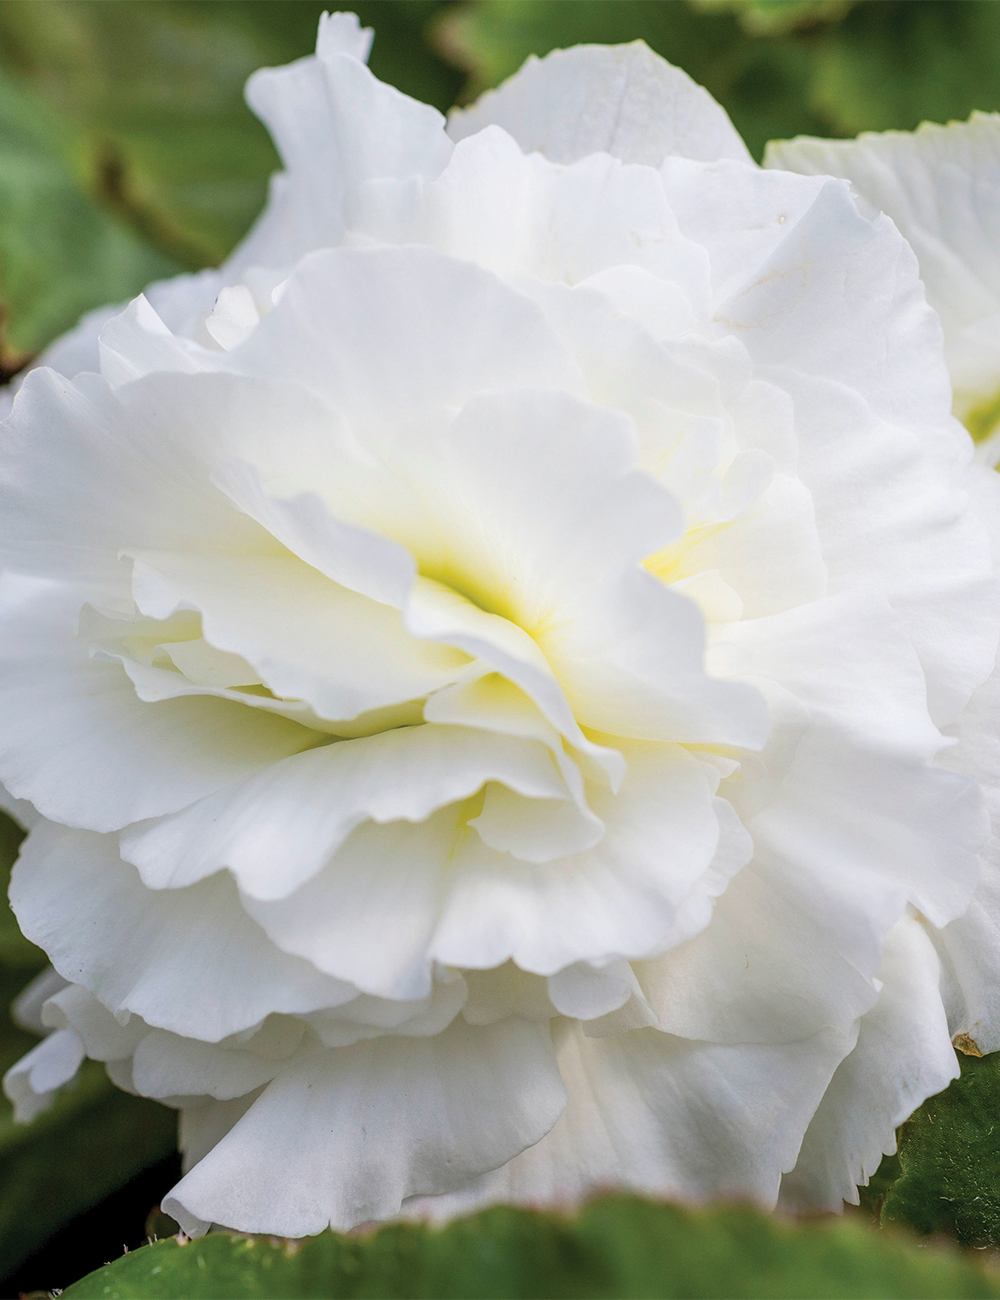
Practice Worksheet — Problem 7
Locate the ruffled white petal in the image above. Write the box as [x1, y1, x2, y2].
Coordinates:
[2, 1027, 85, 1122]
[127, 551, 466, 723]
[120, 723, 584, 898]
[226, 247, 586, 436]
[11, 823, 357, 1040]
[779, 916, 958, 1212]
[936, 638, 1000, 1055]
[427, 743, 739, 976]
[766, 114, 1000, 433]
[0, 575, 314, 832]
[0, 782, 40, 831]
[448, 42, 751, 167]
[406, 1019, 853, 1220]
[355, 130, 714, 308]
[164, 1017, 565, 1236]
[235, 18, 450, 274]
[11, 966, 69, 1034]
[686, 172, 997, 727]
[42, 983, 147, 1061]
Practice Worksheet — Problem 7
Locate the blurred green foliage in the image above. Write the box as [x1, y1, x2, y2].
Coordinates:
[2, 1, 1000, 1293]
[0, 60, 177, 366]
[0, 811, 177, 1278]
[61, 1195, 1000, 1300]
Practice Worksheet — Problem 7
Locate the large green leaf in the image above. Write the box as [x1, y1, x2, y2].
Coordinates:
[63, 1195, 1000, 1300]
[0, 812, 177, 1278]
[872, 1051, 1000, 1246]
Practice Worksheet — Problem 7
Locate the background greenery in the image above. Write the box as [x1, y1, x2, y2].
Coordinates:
[2, 1, 1000, 1295]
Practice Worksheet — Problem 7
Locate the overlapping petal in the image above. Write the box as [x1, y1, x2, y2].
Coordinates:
[766, 114, 1000, 440]
[164, 1017, 565, 1236]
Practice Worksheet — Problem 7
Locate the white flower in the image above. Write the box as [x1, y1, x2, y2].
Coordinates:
[2, 14, 1000, 1236]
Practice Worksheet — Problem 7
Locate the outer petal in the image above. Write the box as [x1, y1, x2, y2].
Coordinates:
[10, 823, 357, 1041]
[714, 178, 950, 436]
[131, 1030, 290, 1103]
[0, 782, 39, 831]
[779, 916, 958, 1212]
[179, 1094, 262, 1173]
[0, 302, 122, 420]
[163, 1017, 565, 1236]
[644, 591, 986, 1047]
[233, 15, 450, 274]
[660, 159, 829, 307]
[638, 853, 880, 1047]
[206, 807, 446, 1003]
[766, 115, 1000, 433]
[406, 1019, 854, 1220]
[711, 591, 944, 762]
[42, 983, 147, 1062]
[448, 42, 751, 167]
[0, 263, 221, 416]
[12, 966, 68, 1034]
[354, 129, 713, 311]
[0, 575, 313, 833]
[2, 1028, 86, 1123]
[0, 366, 314, 599]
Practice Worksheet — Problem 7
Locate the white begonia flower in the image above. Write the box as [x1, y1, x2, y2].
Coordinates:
[2, 13, 1000, 1235]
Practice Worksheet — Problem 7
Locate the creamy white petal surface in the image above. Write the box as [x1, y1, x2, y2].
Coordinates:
[766, 114, 1000, 446]
[770, 110, 1000, 1078]
[3, 12, 999, 1239]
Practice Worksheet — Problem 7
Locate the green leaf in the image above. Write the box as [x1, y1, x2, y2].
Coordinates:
[0, 812, 177, 1276]
[874, 1050, 1000, 1247]
[62, 1195, 1000, 1300]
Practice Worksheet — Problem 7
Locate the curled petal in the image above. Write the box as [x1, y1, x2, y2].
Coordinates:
[163, 1017, 565, 1236]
